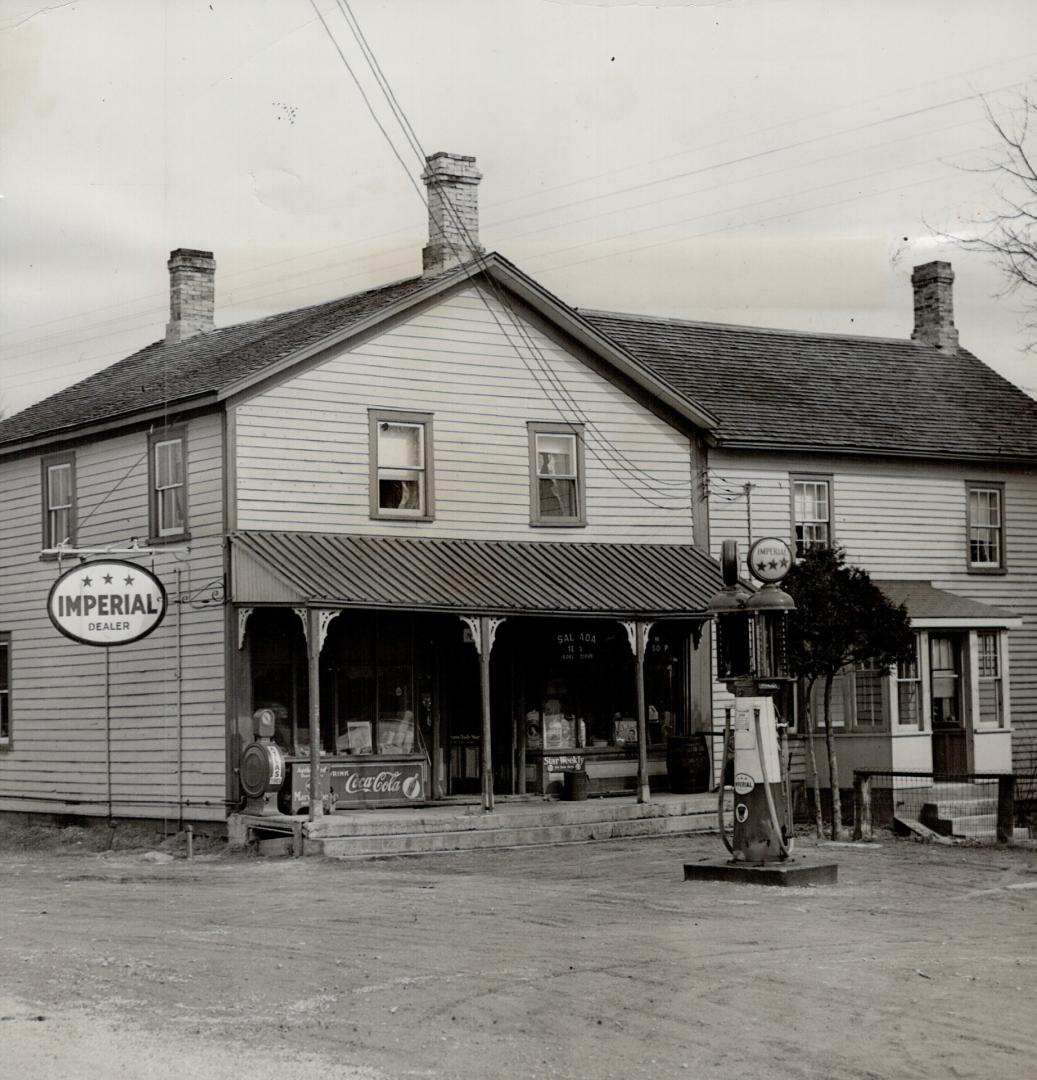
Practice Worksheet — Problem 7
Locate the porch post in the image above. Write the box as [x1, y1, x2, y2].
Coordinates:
[634, 621, 650, 804]
[306, 607, 323, 820]
[479, 615, 494, 813]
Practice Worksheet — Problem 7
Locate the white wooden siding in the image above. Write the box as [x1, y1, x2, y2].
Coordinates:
[706, 450, 1037, 777]
[232, 288, 696, 545]
[0, 413, 226, 820]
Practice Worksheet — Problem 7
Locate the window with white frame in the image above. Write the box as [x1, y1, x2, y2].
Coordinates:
[0, 632, 10, 749]
[852, 661, 887, 728]
[967, 483, 1004, 571]
[149, 427, 188, 540]
[977, 631, 1004, 727]
[369, 411, 434, 520]
[791, 476, 831, 556]
[42, 453, 75, 549]
[529, 423, 585, 525]
[895, 637, 922, 728]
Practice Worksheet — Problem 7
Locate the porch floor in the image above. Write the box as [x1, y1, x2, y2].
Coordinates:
[230, 792, 727, 858]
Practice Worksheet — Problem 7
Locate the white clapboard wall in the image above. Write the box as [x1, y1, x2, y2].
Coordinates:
[231, 287, 698, 545]
[0, 412, 227, 821]
[705, 449, 1037, 781]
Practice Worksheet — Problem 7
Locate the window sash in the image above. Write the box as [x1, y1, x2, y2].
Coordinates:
[968, 487, 1003, 567]
[0, 636, 9, 745]
[154, 438, 186, 535]
[895, 638, 922, 728]
[376, 422, 427, 515]
[977, 632, 1003, 726]
[792, 479, 831, 555]
[531, 428, 583, 522]
[43, 458, 75, 548]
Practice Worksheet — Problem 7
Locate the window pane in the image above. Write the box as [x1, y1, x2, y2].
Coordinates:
[978, 680, 1003, 726]
[159, 486, 185, 534]
[379, 475, 423, 512]
[156, 439, 183, 488]
[378, 423, 423, 468]
[536, 433, 576, 478]
[48, 464, 71, 508]
[49, 507, 71, 546]
[0, 642, 7, 692]
[897, 682, 919, 727]
[539, 477, 578, 518]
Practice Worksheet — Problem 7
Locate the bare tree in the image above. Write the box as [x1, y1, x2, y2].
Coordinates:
[954, 90, 1037, 344]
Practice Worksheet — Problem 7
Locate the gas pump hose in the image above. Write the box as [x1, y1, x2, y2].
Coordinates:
[753, 707, 793, 860]
[717, 709, 734, 855]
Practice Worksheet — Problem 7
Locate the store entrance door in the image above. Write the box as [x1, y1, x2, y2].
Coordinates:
[930, 635, 966, 778]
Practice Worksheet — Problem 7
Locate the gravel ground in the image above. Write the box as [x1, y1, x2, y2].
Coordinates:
[2, 829, 1036, 1080]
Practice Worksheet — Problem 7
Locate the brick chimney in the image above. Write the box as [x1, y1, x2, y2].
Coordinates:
[165, 248, 215, 344]
[421, 152, 484, 275]
[911, 260, 958, 351]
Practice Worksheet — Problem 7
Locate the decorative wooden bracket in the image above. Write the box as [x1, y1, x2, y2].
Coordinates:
[237, 607, 254, 650]
[619, 620, 655, 662]
[460, 615, 506, 657]
[291, 608, 340, 653]
[317, 610, 340, 653]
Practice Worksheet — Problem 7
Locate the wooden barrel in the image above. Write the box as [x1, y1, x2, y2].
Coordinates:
[666, 734, 711, 794]
[563, 769, 589, 801]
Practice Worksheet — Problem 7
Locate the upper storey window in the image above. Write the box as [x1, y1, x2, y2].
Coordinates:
[370, 411, 434, 521]
[529, 423, 586, 526]
[967, 482, 1004, 572]
[791, 476, 831, 556]
[42, 452, 76, 549]
[149, 426, 189, 541]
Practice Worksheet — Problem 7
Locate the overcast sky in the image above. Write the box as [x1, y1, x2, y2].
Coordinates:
[2, 0, 1036, 417]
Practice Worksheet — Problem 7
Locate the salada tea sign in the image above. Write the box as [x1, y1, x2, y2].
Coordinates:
[48, 560, 167, 647]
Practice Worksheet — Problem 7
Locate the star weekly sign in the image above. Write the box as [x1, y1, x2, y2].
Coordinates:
[47, 560, 167, 647]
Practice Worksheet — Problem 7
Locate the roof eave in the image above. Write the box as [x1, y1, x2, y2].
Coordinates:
[716, 436, 1037, 466]
[0, 391, 221, 459]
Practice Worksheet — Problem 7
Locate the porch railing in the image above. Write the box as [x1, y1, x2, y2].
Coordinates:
[852, 769, 1015, 845]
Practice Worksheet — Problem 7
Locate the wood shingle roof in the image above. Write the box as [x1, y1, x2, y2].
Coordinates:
[580, 309, 1037, 461]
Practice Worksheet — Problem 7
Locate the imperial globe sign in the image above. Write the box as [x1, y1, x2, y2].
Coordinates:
[47, 560, 167, 647]
[747, 536, 794, 584]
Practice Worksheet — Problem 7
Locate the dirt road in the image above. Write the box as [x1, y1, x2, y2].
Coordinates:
[2, 832, 1036, 1080]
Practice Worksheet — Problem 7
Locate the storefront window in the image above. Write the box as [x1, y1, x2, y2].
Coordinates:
[249, 609, 309, 755]
[522, 622, 684, 750]
[323, 613, 420, 756]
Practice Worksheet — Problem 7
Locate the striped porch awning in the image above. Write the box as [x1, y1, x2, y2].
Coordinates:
[229, 530, 722, 620]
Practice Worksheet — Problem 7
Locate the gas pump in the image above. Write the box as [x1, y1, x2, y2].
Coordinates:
[711, 538, 795, 864]
[239, 707, 286, 815]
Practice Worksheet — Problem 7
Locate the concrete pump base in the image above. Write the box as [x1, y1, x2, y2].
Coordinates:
[683, 856, 838, 887]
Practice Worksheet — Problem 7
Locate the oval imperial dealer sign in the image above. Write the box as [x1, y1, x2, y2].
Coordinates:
[48, 560, 167, 647]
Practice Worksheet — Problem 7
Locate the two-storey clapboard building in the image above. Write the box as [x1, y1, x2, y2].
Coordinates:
[586, 263, 1037, 799]
[0, 154, 723, 825]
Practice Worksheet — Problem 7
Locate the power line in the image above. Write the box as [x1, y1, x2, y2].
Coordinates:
[329, 0, 692, 509]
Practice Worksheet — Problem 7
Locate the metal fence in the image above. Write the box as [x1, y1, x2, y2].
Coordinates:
[852, 769, 1016, 844]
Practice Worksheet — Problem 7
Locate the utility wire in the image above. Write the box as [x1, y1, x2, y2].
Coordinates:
[329, 0, 692, 508]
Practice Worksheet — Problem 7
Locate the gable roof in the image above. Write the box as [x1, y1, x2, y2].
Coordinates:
[0, 274, 435, 451]
[581, 310, 1037, 463]
[0, 254, 717, 454]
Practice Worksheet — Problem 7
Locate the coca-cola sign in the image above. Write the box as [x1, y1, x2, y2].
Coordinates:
[291, 759, 427, 812]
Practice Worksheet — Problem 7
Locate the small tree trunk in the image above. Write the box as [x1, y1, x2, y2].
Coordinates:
[823, 672, 843, 840]
[802, 678, 824, 839]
